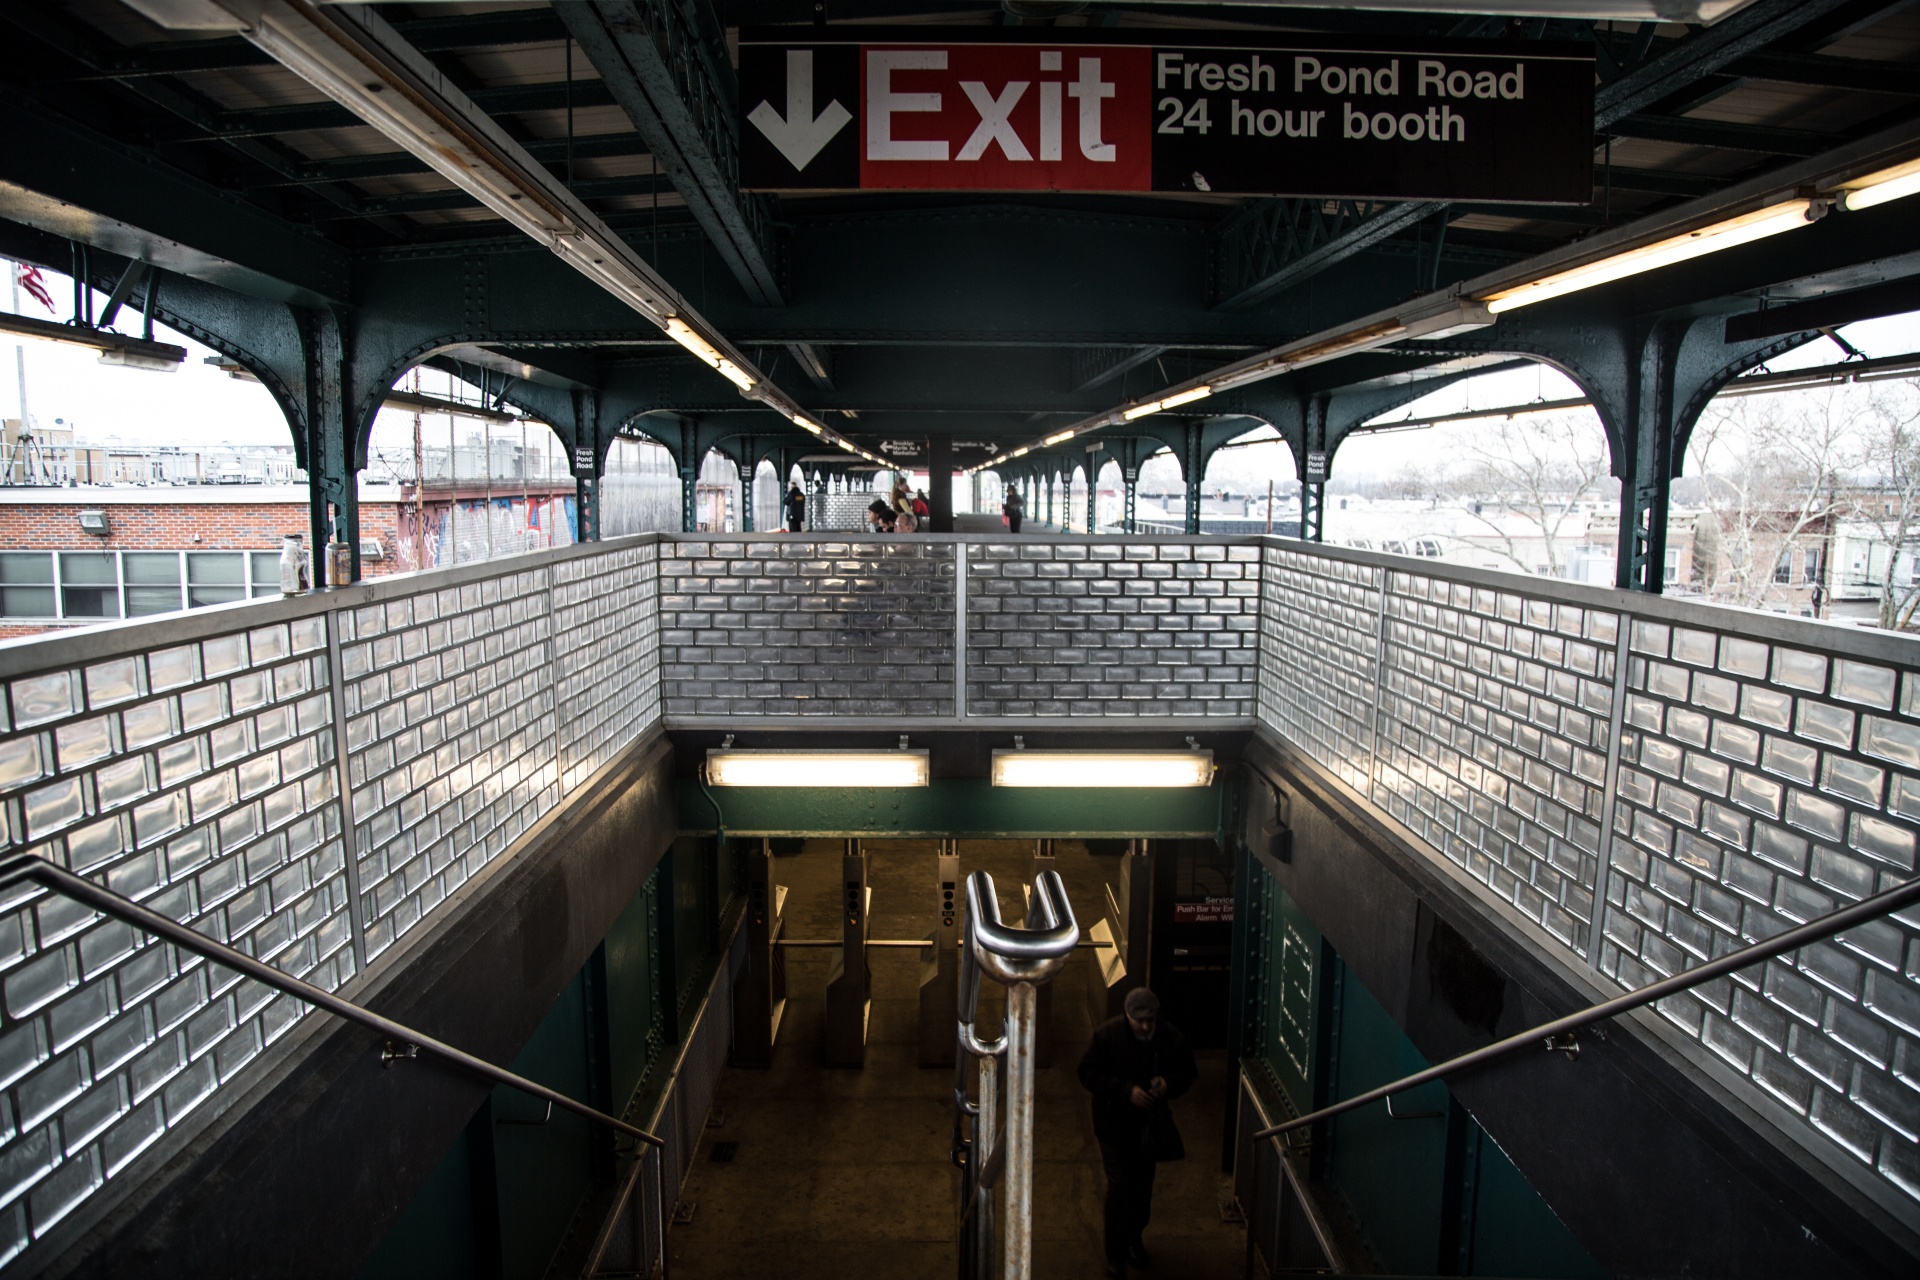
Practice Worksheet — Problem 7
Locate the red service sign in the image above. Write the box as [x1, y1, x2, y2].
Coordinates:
[858, 45, 1153, 192]
[738, 29, 1593, 203]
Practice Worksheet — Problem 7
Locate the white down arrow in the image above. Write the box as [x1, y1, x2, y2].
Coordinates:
[748, 50, 851, 171]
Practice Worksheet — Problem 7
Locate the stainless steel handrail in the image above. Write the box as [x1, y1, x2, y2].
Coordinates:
[954, 869, 1080, 1280]
[0, 853, 664, 1148]
[1254, 874, 1920, 1141]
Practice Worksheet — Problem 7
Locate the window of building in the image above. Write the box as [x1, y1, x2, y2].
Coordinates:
[0, 549, 283, 621]
[249, 552, 280, 597]
[1664, 548, 1680, 583]
[60, 551, 120, 618]
[1803, 547, 1823, 587]
[1774, 548, 1796, 584]
[124, 552, 184, 617]
[186, 552, 245, 608]
[0, 552, 55, 618]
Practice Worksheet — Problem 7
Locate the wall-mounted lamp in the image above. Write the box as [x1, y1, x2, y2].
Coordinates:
[990, 742, 1215, 788]
[706, 738, 931, 788]
[77, 510, 110, 537]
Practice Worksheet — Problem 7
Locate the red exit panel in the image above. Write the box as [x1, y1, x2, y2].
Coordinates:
[859, 43, 1152, 192]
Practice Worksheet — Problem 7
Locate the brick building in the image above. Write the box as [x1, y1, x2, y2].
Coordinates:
[0, 481, 576, 640]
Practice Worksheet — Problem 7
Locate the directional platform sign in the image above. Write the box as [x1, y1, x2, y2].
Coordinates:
[739, 29, 1593, 202]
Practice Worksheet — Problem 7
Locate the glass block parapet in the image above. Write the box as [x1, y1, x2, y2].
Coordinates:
[0, 537, 664, 1265]
[967, 540, 1261, 718]
[1256, 543, 1920, 1221]
[1257, 545, 1382, 792]
[656, 539, 957, 718]
[0, 613, 353, 1262]
[0, 531, 1913, 1256]
[555, 542, 660, 792]
[1604, 615, 1920, 1204]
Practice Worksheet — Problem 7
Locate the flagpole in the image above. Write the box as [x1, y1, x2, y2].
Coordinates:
[8, 260, 27, 432]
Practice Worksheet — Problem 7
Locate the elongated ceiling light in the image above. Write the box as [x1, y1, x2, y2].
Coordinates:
[990, 749, 1215, 788]
[1480, 200, 1818, 314]
[707, 748, 931, 788]
[186, 1, 861, 447]
[1838, 157, 1920, 211]
[1122, 384, 1214, 421]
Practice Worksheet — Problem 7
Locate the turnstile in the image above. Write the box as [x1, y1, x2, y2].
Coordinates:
[1087, 839, 1151, 1025]
[824, 840, 871, 1066]
[733, 839, 788, 1066]
[1027, 840, 1059, 1067]
[917, 841, 962, 1065]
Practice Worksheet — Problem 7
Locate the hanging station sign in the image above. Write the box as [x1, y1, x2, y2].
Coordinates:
[738, 29, 1593, 203]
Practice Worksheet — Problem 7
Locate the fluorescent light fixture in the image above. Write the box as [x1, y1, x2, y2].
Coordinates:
[1159, 385, 1213, 410]
[837, 440, 856, 453]
[666, 316, 723, 364]
[1482, 200, 1816, 314]
[1010, 446, 1030, 458]
[1399, 300, 1495, 340]
[1839, 157, 1920, 212]
[991, 749, 1215, 788]
[715, 359, 756, 391]
[707, 748, 931, 788]
[1044, 430, 1076, 446]
[98, 346, 185, 372]
[1122, 385, 1214, 422]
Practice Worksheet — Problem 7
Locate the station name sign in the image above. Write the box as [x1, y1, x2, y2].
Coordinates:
[738, 29, 1593, 203]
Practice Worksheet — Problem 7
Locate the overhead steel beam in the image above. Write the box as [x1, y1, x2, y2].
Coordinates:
[191, 0, 870, 458]
[560, 1, 784, 308]
[148, 80, 622, 144]
[78, 9, 565, 78]
[1596, 0, 1861, 123]
[1072, 345, 1169, 393]
[0, 92, 349, 303]
[253, 132, 651, 189]
[312, 172, 677, 220]
[1728, 51, 1920, 96]
[1208, 0, 1871, 314]
[1609, 113, 1837, 157]
[1213, 200, 1443, 311]
[785, 341, 835, 391]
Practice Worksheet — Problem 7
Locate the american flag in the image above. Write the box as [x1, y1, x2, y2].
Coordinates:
[14, 263, 55, 313]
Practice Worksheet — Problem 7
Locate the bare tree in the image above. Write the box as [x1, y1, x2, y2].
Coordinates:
[1684, 391, 1854, 610]
[1445, 413, 1613, 577]
[1842, 383, 1920, 630]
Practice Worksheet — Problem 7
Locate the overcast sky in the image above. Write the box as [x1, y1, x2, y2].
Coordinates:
[4, 262, 1916, 480]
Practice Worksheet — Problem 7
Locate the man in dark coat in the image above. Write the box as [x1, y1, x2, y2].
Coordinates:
[1077, 987, 1197, 1277]
[785, 483, 806, 532]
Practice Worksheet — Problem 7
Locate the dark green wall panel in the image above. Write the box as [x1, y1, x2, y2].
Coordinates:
[493, 972, 595, 1280]
[354, 1130, 477, 1280]
[1468, 1132, 1605, 1280]
[1326, 973, 1453, 1276]
[679, 778, 1221, 837]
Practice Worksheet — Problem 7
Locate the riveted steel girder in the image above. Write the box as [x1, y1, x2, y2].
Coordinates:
[561, 0, 783, 307]
[1205, 0, 1870, 313]
[0, 93, 349, 304]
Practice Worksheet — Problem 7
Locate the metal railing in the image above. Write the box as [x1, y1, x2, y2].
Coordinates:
[3, 529, 1918, 1242]
[0, 851, 662, 1146]
[1255, 872, 1920, 1141]
[953, 870, 1079, 1280]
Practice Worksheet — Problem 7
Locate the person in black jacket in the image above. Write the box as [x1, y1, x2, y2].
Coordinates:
[1077, 988, 1197, 1277]
[784, 482, 806, 532]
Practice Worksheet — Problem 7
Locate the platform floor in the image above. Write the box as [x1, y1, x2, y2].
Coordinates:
[666, 839, 1245, 1280]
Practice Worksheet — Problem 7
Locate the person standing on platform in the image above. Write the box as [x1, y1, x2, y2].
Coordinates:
[912, 489, 931, 525]
[1077, 988, 1196, 1279]
[1003, 485, 1025, 533]
[785, 482, 806, 533]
